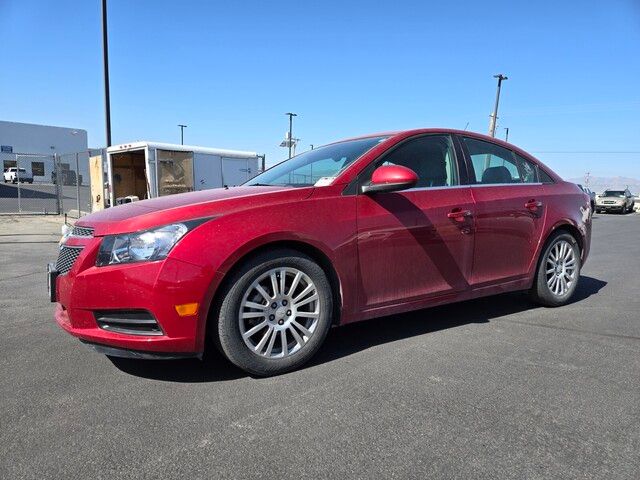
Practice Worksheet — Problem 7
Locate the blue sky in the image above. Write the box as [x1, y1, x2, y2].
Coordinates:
[1, 0, 639, 179]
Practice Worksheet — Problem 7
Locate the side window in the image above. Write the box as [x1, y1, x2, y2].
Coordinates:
[462, 137, 521, 184]
[537, 167, 554, 184]
[514, 153, 540, 184]
[379, 135, 458, 188]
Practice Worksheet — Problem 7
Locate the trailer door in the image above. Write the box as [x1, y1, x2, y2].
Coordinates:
[221, 157, 252, 186]
[89, 154, 105, 211]
[193, 153, 222, 190]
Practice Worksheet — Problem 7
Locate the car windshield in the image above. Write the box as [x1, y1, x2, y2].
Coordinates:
[603, 190, 625, 197]
[244, 136, 388, 187]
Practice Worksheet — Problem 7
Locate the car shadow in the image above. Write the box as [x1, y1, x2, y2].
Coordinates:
[109, 275, 606, 382]
[310, 275, 606, 368]
[108, 347, 246, 383]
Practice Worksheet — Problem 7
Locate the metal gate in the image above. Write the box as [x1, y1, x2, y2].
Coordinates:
[0, 151, 94, 217]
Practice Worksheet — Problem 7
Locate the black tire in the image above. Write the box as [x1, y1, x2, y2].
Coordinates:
[213, 249, 333, 376]
[530, 231, 581, 307]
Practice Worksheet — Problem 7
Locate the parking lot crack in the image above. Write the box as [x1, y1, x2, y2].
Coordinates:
[499, 318, 640, 342]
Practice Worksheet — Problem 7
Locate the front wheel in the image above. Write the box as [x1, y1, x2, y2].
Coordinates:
[530, 231, 581, 307]
[214, 249, 333, 376]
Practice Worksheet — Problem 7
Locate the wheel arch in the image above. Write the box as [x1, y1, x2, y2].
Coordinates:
[205, 238, 344, 343]
[530, 220, 584, 285]
[547, 221, 584, 255]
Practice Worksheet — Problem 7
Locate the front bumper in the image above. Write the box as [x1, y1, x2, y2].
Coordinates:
[595, 204, 624, 211]
[53, 238, 218, 355]
[80, 340, 201, 360]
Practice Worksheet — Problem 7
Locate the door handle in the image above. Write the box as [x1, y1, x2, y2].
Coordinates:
[447, 208, 472, 222]
[525, 199, 543, 211]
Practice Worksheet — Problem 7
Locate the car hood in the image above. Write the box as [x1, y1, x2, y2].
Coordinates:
[77, 186, 312, 236]
[596, 195, 623, 200]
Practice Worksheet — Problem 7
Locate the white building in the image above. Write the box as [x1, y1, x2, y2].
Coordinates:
[0, 120, 89, 183]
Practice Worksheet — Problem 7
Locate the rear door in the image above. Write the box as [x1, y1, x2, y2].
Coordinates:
[460, 136, 547, 287]
[356, 134, 475, 309]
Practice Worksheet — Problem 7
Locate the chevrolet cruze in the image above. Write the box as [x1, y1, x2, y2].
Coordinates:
[50, 129, 592, 376]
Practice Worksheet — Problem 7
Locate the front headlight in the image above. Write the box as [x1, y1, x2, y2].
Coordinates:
[97, 223, 189, 266]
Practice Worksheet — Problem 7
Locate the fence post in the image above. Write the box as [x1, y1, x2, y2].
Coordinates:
[75, 152, 81, 218]
[16, 155, 22, 213]
[54, 154, 62, 215]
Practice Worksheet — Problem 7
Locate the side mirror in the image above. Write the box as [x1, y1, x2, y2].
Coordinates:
[361, 165, 418, 194]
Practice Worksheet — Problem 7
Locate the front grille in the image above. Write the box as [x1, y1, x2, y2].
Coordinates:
[71, 225, 94, 237]
[55, 246, 83, 274]
[94, 310, 163, 336]
[602, 201, 616, 204]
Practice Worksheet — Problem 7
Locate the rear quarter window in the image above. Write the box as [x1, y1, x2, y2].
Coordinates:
[537, 167, 554, 184]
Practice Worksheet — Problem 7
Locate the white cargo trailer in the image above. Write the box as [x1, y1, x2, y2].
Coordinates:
[99, 142, 261, 209]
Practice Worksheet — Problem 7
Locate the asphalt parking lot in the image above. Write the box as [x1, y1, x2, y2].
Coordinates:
[1, 213, 639, 479]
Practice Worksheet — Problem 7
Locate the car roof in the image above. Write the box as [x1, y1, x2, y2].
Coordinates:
[331, 128, 528, 153]
[332, 128, 542, 161]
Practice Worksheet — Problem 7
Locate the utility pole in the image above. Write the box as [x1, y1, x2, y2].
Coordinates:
[285, 113, 297, 159]
[488, 74, 508, 137]
[504, 127, 509, 142]
[101, 0, 112, 147]
[178, 124, 187, 145]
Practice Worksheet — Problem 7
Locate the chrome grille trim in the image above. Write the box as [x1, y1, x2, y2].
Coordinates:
[94, 311, 164, 336]
[55, 245, 83, 275]
[71, 225, 94, 237]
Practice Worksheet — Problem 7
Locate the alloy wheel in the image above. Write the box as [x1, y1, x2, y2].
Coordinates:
[545, 240, 577, 296]
[239, 267, 320, 358]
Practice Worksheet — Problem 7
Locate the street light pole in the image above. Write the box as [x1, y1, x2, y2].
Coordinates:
[178, 124, 187, 145]
[101, 0, 112, 147]
[504, 127, 509, 142]
[285, 113, 297, 159]
[488, 74, 508, 137]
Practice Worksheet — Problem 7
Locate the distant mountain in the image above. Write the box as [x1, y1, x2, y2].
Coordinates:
[566, 176, 640, 195]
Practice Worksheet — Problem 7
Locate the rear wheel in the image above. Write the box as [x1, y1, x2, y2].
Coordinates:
[214, 249, 333, 376]
[530, 231, 581, 307]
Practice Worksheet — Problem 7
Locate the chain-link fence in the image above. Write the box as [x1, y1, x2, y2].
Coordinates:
[1, 150, 95, 217]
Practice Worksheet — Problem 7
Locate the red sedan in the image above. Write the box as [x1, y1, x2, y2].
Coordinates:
[49, 129, 592, 375]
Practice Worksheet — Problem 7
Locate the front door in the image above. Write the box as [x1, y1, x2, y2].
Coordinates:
[356, 135, 475, 310]
[460, 136, 547, 287]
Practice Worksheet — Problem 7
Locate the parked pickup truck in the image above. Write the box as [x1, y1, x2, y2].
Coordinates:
[3, 167, 34, 184]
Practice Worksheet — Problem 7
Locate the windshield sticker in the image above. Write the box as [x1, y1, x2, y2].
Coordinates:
[314, 177, 336, 187]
